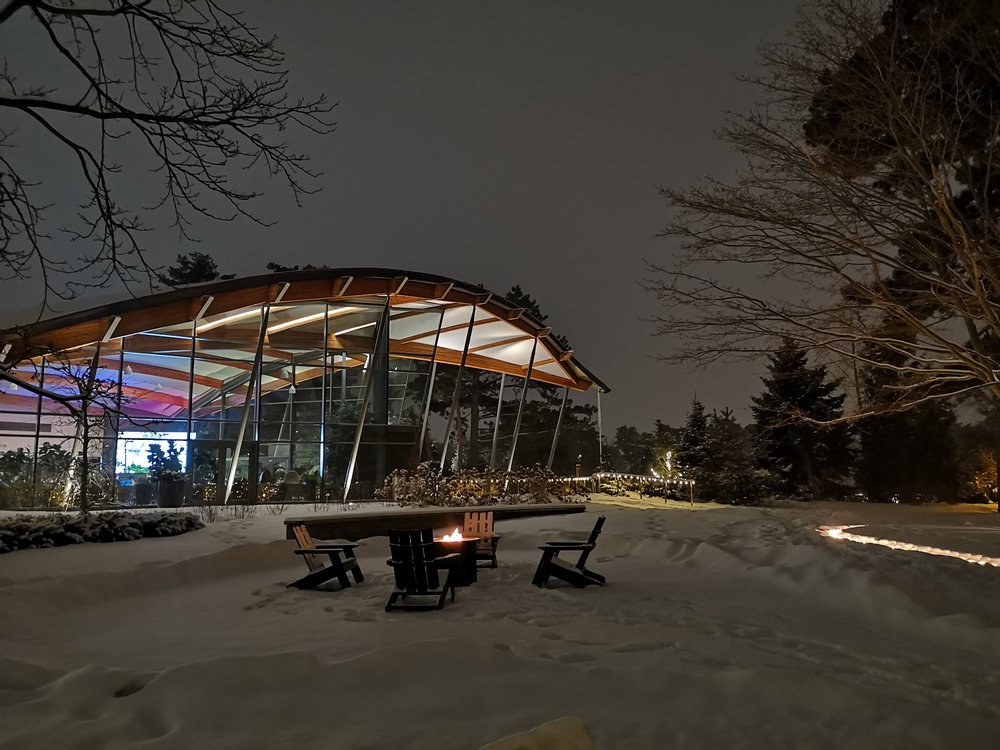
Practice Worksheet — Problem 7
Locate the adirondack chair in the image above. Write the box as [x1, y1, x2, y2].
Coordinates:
[385, 528, 461, 611]
[531, 515, 607, 588]
[287, 522, 365, 591]
[463, 510, 501, 568]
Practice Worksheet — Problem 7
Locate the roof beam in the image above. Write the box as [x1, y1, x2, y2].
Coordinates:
[469, 335, 533, 353]
[397, 315, 504, 345]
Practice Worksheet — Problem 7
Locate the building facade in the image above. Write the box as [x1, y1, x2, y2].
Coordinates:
[0, 269, 607, 505]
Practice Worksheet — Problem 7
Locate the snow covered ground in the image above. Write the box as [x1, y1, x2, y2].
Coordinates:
[2, 497, 999, 749]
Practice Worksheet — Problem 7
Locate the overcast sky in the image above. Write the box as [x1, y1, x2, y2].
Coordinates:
[1, 0, 804, 431]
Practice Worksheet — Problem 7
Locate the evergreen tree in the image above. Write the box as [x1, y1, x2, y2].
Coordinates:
[751, 340, 852, 499]
[855, 334, 961, 503]
[700, 408, 761, 504]
[856, 402, 959, 503]
[161, 251, 233, 286]
[614, 425, 653, 474]
[676, 398, 707, 478]
[507, 284, 570, 348]
[650, 419, 680, 477]
[267, 262, 326, 272]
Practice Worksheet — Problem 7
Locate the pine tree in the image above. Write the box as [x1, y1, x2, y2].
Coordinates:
[855, 332, 962, 503]
[676, 398, 707, 478]
[161, 251, 233, 286]
[614, 425, 654, 474]
[700, 408, 761, 504]
[856, 403, 959, 503]
[751, 340, 853, 499]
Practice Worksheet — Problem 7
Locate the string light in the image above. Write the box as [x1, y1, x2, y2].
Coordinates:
[818, 525, 1000, 569]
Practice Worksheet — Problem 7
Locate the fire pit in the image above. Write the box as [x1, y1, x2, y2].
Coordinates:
[434, 528, 480, 586]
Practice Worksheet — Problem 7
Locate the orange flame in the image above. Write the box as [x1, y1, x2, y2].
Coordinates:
[441, 528, 463, 541]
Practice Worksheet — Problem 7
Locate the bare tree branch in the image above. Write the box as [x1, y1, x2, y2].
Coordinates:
[0, 0, 335, 312]
[650, 0, 1000, 416]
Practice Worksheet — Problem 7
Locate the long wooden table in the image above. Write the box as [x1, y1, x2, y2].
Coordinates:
[284, 502, 586, 542]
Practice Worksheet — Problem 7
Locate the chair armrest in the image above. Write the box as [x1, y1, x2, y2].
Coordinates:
[538, 542, 594, 551]
[386, 553, 461, 568]
[311, 542, 359, 550]
[294, 548, 352, 556]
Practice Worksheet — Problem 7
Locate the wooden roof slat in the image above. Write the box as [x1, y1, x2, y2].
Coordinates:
[1, 269, 608, 393]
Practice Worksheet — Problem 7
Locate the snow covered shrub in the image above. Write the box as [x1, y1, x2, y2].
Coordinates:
[377, 464, 584, 506]
[375, 462, 442, 506]
[0, 512, 204, 554]
[600, 476, 631, 496]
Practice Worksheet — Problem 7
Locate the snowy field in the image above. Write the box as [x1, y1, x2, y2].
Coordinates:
[2, 497, 1000, 749]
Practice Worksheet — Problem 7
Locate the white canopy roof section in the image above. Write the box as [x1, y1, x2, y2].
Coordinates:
[0, 269, 608, 419]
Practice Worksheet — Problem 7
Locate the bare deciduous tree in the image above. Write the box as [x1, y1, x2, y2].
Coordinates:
[649, 0, 1000, 416]
[12, 344, 138, 511]
[0, 0, 334, 308]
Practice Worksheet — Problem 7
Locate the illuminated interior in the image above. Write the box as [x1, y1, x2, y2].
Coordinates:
[0, 269, 608, 504]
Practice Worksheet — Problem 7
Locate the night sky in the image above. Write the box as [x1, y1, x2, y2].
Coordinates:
[0, 0, 802, 431]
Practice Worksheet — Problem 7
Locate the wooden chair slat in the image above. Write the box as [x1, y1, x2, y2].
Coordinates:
[385, 528, 457, 611]
[462, 510, 501, 568]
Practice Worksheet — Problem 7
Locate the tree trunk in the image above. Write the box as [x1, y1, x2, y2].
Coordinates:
[79, 413, 90, 514]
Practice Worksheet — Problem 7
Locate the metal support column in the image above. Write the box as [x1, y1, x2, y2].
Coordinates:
[372, 300, 390, 487]
[343, 302, 391, 501]
[109, 347, 125, 481]
[546, 386, 570, 470]
[597, 388, 603, 490]
[439, 304, 478, 472]
[225, 305, 270, 504]
[187, 322, 197, 440]
[288, 364, 297, 469]
[489, 373, 506, 469]
[341, 352, 347, 402]
[318, 305, 329, 500]
[416, 307, 447, 463]
[506, 337, 538, 474]
[186, 318, 198, 491]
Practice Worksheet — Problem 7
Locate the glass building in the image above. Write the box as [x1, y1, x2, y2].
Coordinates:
[0, 269, 608, 504]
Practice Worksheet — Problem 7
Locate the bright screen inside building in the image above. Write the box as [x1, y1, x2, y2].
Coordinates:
[116, 431, 190, 474]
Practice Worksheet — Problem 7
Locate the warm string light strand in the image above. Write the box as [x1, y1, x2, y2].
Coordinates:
[818, 525, 1000, 569]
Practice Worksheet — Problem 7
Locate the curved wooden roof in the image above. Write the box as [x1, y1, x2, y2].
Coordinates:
[0, 269, 609, 396]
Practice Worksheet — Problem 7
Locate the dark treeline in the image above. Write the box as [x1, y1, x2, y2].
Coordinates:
[609, 340, 999, 506]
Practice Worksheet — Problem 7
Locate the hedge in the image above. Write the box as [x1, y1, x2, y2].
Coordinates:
[0, 512, 204, 554]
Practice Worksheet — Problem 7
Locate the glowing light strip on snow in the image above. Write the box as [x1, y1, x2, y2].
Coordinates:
[818, 525, 1000, 568]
